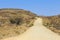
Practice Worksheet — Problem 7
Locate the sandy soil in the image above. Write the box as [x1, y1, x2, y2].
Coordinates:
[2, 18, 60, 40]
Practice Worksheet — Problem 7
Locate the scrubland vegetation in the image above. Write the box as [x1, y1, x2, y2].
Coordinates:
[41, 15, 60, 34]
[0, 8, 37, 39]
[0, 8, 60, 39]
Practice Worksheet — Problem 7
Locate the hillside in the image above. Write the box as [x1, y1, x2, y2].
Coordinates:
[0, 8, 60, 40]
[41, 15, 60, 34]
[0, 8, 37, 39]
[2, 18, 60, 40]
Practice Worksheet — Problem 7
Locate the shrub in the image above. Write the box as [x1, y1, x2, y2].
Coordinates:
[10, 18, 23, 25]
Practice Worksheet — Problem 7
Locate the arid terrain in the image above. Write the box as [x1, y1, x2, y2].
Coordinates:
[0, 8, 37, 39]
[2, 18, 60, 40]
[0, 8, 60, 40]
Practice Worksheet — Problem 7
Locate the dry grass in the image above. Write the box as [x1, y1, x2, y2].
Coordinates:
[40, 15, 60, 35]
[0, 8, 37, 39]
[0, 8, 60, 39]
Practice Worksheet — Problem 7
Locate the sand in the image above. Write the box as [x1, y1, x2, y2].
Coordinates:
[2, 18, 60, 40]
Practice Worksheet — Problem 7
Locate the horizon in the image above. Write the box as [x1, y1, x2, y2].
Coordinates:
[0, 0, 60, 16]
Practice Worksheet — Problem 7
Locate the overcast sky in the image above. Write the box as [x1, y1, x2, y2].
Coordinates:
[0, 0, 60, 16]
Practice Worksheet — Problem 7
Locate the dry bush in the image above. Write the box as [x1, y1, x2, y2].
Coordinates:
[0, 8, 37, 39]
[41, 15, 60, 34]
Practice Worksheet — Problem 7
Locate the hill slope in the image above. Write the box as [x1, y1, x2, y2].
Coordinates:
[0, 8, 37, 39]
[0, 8, 60, 39]
[2, 18, 60, 40]
[41, 15, 60, 34]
